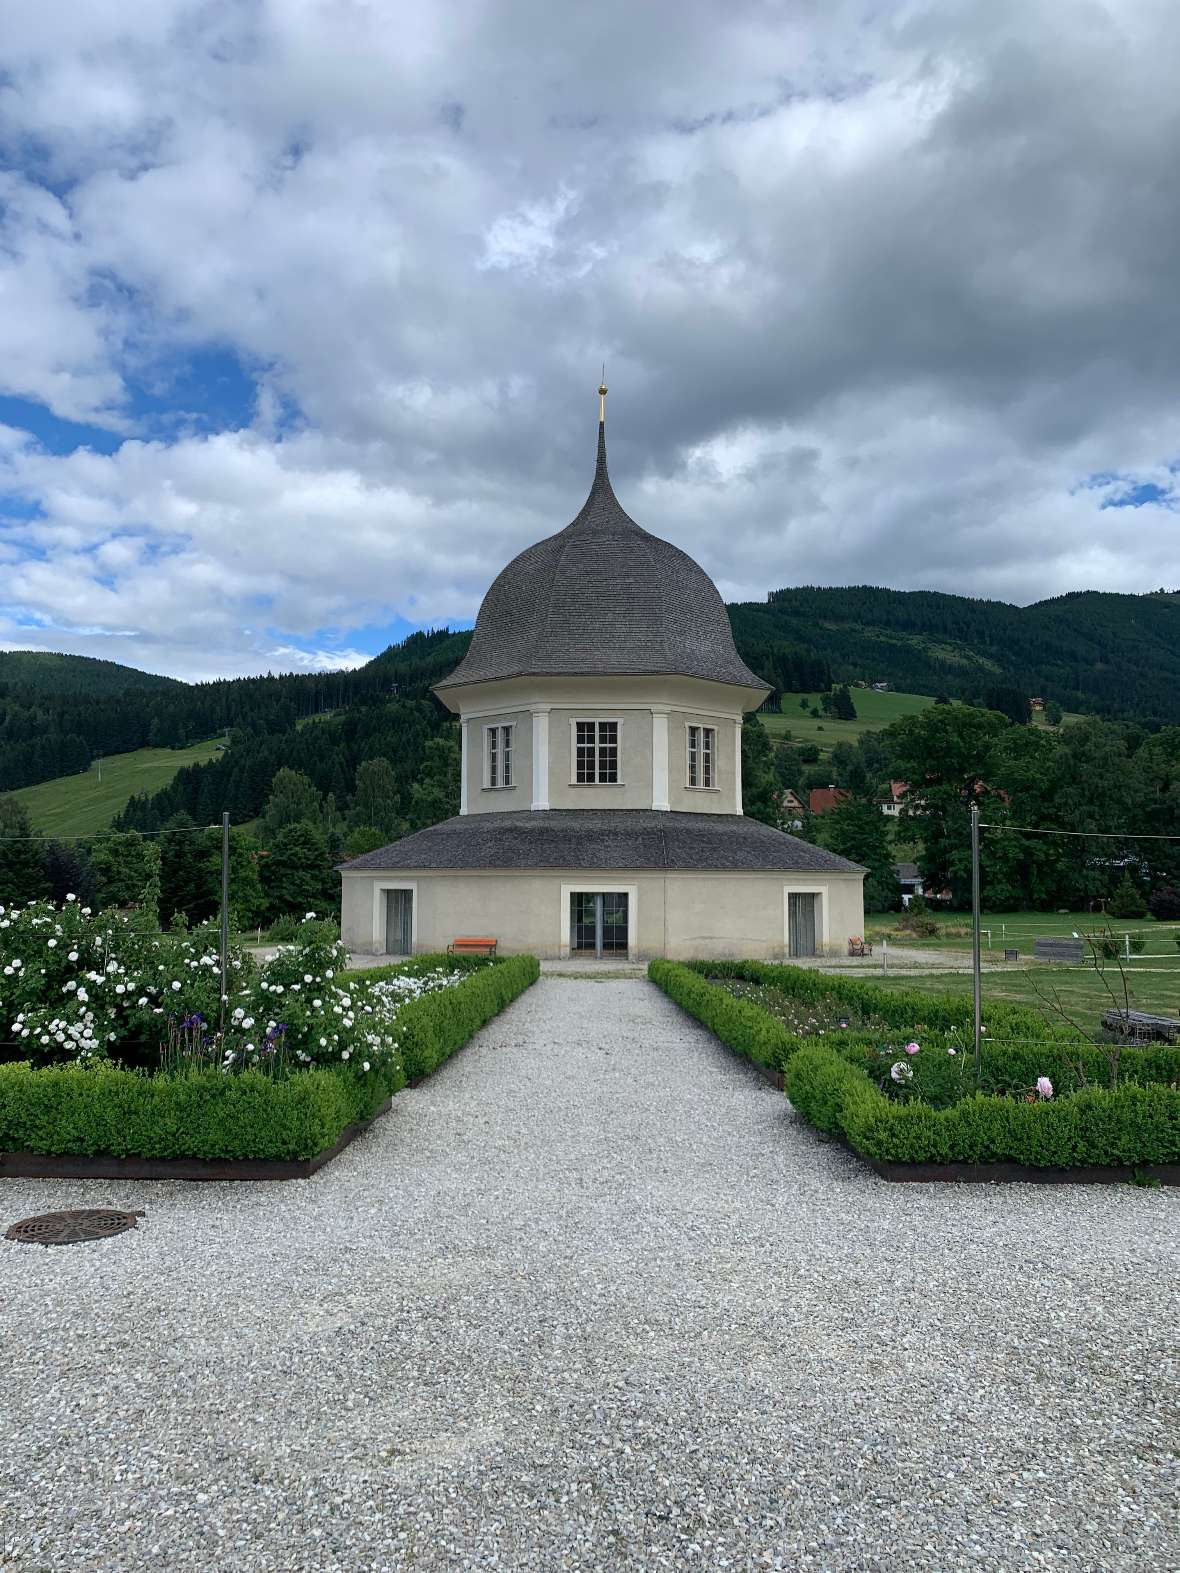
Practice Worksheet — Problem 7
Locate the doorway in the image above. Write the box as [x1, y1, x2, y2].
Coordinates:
[385, 888, 413, 956]
[787, 892, 819, 957]
[570, 892, 629, 958]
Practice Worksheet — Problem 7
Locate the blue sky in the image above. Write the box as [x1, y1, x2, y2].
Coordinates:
[1, 0, 1177, 682]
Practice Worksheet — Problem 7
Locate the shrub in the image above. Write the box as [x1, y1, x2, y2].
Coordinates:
[649, 960, 799, 1071]
[1108, 874, 1148, 919]
[0, 1059, 404, 1162]
[681, 958, 1077, 1046]
[1147, 886, 1180, 921]
[397, 954, 539, 1081]
[0, 954, 540, 1161]
[785, 1043, 1180, 1168]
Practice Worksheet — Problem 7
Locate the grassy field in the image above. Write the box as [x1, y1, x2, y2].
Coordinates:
[866, 908, 1180, 953]
[870, 964, 1180, 1021]
[9, 739, 224, 838]
[759, 688, 934, 753]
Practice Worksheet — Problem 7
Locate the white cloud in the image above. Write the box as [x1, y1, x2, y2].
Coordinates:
[0, 0, 1178, 681]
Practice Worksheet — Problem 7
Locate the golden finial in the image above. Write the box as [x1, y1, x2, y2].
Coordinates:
[598, 367, 607, 424]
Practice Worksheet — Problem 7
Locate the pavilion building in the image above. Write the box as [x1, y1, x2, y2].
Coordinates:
[339, 392, 864, 960]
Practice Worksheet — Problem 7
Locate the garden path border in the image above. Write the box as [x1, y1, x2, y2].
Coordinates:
[0, 1095, 396, 1182]
[816, 1130, 1180, 1186]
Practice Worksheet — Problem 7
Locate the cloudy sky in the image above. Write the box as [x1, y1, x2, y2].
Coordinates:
[1, 0, 1178, 682]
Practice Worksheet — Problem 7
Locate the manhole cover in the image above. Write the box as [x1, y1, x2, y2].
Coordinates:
[4, 1208, 146, 1247]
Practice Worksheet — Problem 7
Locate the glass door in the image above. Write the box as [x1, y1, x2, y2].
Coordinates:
[601, 893, 629, 955]
[569, 892, 630, 958]
[571, 892, 599, 954]
[385, 889, 413, 956]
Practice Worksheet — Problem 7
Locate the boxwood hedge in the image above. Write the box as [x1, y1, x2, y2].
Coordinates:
[652, 960, 1180, 1170]
[786, 1045, 1180, 1168]
[0, 952, 540, 1163]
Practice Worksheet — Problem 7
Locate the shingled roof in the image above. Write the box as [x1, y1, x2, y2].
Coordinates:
[338, 810, 864, 875]
[435, 419, 768, 694]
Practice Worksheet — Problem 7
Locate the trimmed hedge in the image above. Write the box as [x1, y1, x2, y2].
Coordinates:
[845, 1036, 1180, 1108]
[0, 953, 540, 1162]
[648, 959, 882, 1073]
[684, 958, 1076, 1044]
[785, 1045, 1180, 1168]
[654, 960, 1180, 1169]
[397, 953, 539, 1081]
[0, 1058, 404, 1162]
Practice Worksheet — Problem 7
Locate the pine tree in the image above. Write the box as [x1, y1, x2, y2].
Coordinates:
[262, 768, 323, 836]
[0, 797, 49, 904]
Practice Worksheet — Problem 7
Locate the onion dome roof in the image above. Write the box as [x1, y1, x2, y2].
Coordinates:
[435, 413, 767, 693]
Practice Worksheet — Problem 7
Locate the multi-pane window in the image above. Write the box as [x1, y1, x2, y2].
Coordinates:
[574, 719, 619, 784]
[486, 723, 513, 788]
[687, 724, 716, 788]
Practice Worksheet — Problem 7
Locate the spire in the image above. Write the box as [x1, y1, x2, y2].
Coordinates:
[596, 373, 609, 480]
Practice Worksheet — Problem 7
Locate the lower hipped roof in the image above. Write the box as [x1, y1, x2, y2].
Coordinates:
[338, 810, 864, 876]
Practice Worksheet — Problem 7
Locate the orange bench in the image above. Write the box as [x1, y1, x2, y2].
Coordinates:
[447, 937, 498, 958]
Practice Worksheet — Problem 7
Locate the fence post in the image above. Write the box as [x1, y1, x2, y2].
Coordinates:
[971, 803, 982, 1079]
[219, 811, 230, 1041]
[882, 936, 888, 975]
[1124, 932, 1131, 963]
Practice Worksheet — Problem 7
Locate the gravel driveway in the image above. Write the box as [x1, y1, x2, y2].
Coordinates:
[2, 978, 1177, 1572]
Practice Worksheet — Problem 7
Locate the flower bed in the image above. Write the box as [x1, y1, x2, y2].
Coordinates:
[0, 900, 538, 1174]
[649, 960, 1180, 1181]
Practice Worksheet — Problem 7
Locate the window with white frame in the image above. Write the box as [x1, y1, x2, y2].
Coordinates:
[574, 719, 620, 784]
[485, 723, 514, 788]
[687, 723, 716, 788]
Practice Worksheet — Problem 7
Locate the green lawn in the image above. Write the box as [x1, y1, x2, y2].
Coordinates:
[759, 688, 935, 754]
[866, 908, 1180, 954]
[9, 738, 225, 837]
[870, 964, 1180, 1022]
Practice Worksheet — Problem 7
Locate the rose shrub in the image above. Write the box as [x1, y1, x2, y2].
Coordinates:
[0, 903, 462, 1079]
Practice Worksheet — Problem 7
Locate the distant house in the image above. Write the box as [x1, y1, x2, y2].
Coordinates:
[780, 788, 806, 816]
[879, 779, 909, 817]
[809, 786, 851, 815]
[871, 681, 890, 692]
[895, 862, 924, 904]
[1029, 696, 1044, 711]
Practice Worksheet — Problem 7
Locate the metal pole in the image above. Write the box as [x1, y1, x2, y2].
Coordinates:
[971, 802, 982, 1077]
[219, 811, 230, 1041]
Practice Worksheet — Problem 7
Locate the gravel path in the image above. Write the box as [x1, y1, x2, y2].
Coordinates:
[2, 978, 1177, 1572]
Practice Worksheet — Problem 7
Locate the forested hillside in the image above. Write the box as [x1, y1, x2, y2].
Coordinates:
[730, 587, 1180, 724]
[0, 651, 180, 695]
[0, 630, 469, 792]
[4, 585, 1180, 815]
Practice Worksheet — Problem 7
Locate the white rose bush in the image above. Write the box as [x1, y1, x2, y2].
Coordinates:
[0, 903, 460, 1081]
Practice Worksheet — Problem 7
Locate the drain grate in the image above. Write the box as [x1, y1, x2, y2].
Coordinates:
[4, 1207, 146, 1247]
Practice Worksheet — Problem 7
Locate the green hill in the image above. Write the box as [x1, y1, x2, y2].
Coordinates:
[9, 739, 225, 838]
[729, 587, 1180, 724]
[760, 688, 935, 753]
[0, 651, 181, 695]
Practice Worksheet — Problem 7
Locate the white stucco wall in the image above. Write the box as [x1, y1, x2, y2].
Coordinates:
[341, 867, 865, 962]
[448, 675, 758, 817]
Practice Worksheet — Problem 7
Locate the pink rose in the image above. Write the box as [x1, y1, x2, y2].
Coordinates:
[904, 1041, 920, 1055]
[1036, 1076, 1053, 1100]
